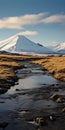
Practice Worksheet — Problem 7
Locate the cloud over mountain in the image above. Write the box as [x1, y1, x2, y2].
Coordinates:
[18, 31, 38, 36]
[0, 13, 65, 29]
[0, 13, 46, 29]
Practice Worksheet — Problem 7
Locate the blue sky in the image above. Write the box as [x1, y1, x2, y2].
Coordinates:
[0, 0, 65, 46]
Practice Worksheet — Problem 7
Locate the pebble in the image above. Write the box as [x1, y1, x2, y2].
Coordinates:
[50, 93, 59, 100]
[62, 107, 65, 112]
[56, 97, 62, 103]
[35, 117, 47, 126]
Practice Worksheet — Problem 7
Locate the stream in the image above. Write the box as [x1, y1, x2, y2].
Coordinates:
[0, 62, 65, 130]
[7, 63, 59, 93]
[0, 62, 59, 111]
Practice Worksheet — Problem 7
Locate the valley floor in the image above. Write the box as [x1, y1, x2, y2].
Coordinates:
[0, 53, 65, 94]
[0, 53, 40, 94]
[0, 53, 65, 130]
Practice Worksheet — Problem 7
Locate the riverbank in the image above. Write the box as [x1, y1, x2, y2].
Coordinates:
[0, 53, 41, 94]
[0, 54, 65, 94]
[32, 55, 65, 82]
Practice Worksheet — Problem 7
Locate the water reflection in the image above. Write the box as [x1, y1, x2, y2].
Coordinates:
[7, 66, 58, 94]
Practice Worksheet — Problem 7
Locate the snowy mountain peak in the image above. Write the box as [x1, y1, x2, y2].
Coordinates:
[0, 33, 52, 54]
[48, 42, 65, 54]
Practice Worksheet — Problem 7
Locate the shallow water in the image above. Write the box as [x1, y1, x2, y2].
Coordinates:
[0, 63, 59, 112]
[0, 62, 65, 130]
[6, 63, 58, 95]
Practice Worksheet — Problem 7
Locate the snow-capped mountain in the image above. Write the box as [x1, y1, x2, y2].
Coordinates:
[0, 33, 52, 54]
[56, 43, 65, 54]
[48, 42, 65, 54]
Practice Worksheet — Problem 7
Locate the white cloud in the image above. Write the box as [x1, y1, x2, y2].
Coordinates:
[18, 31, 38, 36]
[0, 13, 65, 29]
[0, 13, 47, 29]
[41, 14, 65, 24]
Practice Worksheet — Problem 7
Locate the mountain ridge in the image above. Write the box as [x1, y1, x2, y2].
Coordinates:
[0, 33, 52, 54]
[47, 42, 65, 54]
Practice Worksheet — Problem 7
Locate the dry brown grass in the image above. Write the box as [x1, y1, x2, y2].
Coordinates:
[1, 53, 65, 82]
[32, 56, 65, 81]
[0, 54, 29, 80]
[0, 54, 40, 61]
[0, 66, 15, 80]
[0, 53, 40, 80]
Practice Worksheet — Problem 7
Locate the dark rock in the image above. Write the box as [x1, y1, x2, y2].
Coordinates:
[0, 101, 5, 103]
[7, 79, 15, 85]
[51, 70, 55, 75]
[0, 88, 7, 94]
[15, 82, 18, 85]
[16, 89, 20, 91]
[0, 122, 8, 129]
